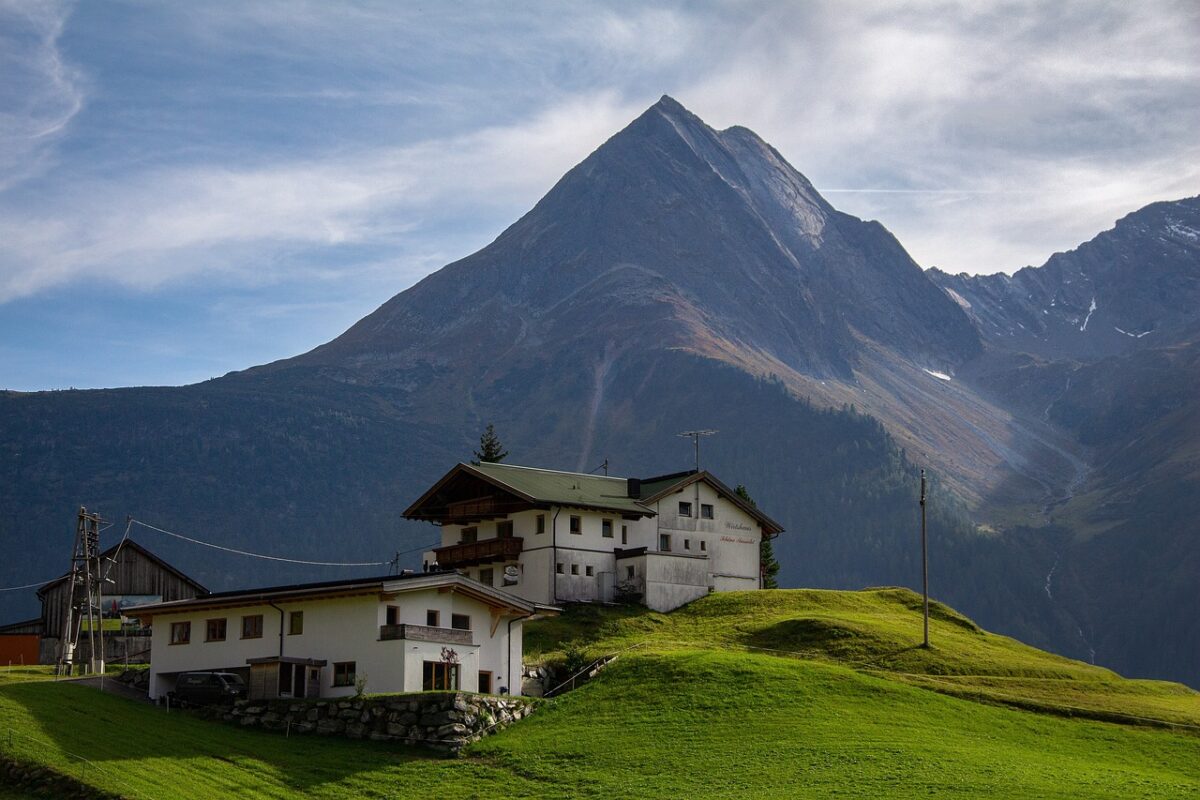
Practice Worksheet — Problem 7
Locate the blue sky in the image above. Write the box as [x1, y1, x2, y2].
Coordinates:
[2, 1, 1198, 390]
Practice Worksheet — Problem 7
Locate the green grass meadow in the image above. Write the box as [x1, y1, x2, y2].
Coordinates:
[1, 589, 1197, 799]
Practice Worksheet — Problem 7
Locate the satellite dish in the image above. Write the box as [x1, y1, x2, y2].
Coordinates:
[503, 565, 519, 578]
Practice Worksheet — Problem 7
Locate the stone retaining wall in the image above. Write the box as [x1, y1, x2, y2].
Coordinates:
[206, 692, 535, 754]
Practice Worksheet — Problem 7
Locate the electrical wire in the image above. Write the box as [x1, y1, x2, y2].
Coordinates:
[0, 579, 56, 593]
[101, 518, 134, 583]
[130, 518, 410, 567]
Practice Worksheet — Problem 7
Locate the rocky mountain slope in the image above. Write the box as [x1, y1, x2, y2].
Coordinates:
[929, 205, 1200, 683]
[1, 97, 1196, 685]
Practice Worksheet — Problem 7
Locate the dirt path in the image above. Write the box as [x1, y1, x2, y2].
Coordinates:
[72, 676, 151, 703]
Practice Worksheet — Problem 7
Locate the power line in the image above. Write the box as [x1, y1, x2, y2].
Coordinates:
[0, 518, 440, 592]
[0, 579, 56, 593]
[130, 519, 392, 567]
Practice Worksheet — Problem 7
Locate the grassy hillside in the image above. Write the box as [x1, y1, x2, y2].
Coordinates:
[0, 590, 1196, 799]
[526, 588, 1200, 728]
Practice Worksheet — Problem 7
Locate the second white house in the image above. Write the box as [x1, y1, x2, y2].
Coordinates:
[405, 462, 785, 612]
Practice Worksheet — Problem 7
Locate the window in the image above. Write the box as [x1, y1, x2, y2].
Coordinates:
[426, 609, 440, 627]
[571, 564, 579, 575]
[659, 534, 671, 552]
[625, 565, 635, 580]
[684, 539, 691, 551]
[700, 540, 707, 552]
[478, 671, 493, 694]
[451, 613, 471, 631]
[478, 568, 494, 586]
[288, 611, 304, 635]
[170, 621, 190, 645]
[621, 525, 628, 545]
[569, 515, 582, 534]
[497, 520, 514, 538]
[536, 514, 546, 534]
[461, 527, 478, 544]
[333, 661, 356, 687]
[585, 565, 595, 577]
[205, 618, 227, 642]
[678, 501, 693, 517]
[423, 660, 460, 691]
[385, 606, 399, 626]
[556, 563, 564, 574]
[241, 614, 263, 639]
[701, 504, 714, 519]
[601, 519, 613, 538]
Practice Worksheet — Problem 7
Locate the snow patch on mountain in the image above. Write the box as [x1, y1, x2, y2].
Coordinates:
[1079, 297, 1097, 332]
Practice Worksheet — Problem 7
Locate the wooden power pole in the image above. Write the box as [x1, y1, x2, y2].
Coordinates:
[58, 508, 105, 675]
[920, 469, 930, 648]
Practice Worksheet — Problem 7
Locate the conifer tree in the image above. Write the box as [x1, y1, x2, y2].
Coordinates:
[472, 423, 508, 465]
[737, 483, 780, 589]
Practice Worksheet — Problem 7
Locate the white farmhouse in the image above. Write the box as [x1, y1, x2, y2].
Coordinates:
[405, 463, 785, 612]
[131, 571, 549, 701]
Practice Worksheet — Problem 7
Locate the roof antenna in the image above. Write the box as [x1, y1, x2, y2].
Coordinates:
[678, 430, 717, 472]
[587, 458, 609, 476]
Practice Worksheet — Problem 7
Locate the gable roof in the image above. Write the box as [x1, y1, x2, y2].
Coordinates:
[638, 470, 785, 536]
[405, 462, 785, 536]
[403, 462, 655, 520]
[125, 571, 546, 621]
[36, 538, 208, 598]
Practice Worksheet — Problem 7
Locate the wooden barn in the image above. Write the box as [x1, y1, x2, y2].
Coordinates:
[36, 538, 206, 664]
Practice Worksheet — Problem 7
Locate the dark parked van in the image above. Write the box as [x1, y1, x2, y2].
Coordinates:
[170, 671, 247, 707]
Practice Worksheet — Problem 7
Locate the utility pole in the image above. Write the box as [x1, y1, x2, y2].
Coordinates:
[678, 430, 718, 472]
[58, 508, 105, 676]
[920, 469, 930, 648]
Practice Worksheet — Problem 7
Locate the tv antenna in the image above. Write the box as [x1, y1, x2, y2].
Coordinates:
[678, 429, 718, 472]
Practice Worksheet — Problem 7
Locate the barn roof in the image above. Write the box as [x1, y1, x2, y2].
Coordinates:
[36, 538, 207, 598]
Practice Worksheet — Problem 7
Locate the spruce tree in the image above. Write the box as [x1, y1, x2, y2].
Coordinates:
[472, 423, 509, 465]
[736, 483, 780, 589]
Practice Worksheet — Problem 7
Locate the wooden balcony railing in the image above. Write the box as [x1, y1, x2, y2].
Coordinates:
[379, 623, 473, 646]
[434, 536, 523, 568]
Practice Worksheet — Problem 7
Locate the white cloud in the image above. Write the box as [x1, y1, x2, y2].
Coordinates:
[670, 0, 1200, 272]
[0, 0, 83, 191]
[0, 90, 638, 301]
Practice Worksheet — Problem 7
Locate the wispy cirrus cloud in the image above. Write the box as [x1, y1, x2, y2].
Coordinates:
[0, 0, 83, 190]
[0, 90, 639, 301]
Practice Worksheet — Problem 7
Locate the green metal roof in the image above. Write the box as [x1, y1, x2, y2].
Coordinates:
[404, 461, 785, 535]
[468, 462, 653, 516]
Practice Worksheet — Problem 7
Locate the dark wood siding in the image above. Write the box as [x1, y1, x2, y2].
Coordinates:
[41, 543, 204, 640]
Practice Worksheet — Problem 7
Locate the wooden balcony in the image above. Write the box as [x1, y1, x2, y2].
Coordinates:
[379, 623, 473, 646]
[434, 536, 523, 568]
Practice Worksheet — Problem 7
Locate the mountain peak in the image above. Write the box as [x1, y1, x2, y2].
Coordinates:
[303, 98, 980, 380]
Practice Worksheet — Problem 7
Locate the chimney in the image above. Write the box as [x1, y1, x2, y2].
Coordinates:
[627, 478, 642, 499]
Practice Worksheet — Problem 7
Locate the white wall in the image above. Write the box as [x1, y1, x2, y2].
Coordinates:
[146, 587, 525, 699]
[418, 477, 768, 611]
[652, 481, 763, 589]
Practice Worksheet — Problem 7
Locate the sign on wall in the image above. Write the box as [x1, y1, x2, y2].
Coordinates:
[99, 596, 161, 619]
